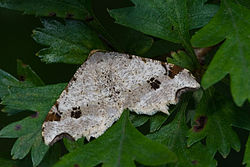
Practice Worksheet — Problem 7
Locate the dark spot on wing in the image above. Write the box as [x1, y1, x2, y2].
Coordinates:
[147, 78, 161, 90]
[15, 124, 21, 130]
[161, 62, 168, 75]
[141, 57, 147, 63]
[128, 55, 133, 59]
[169, 65, 184, 79]
[155, 79, 161, 85]
[150, 82, 160, 90]
[45, 112, 61, 122]
[193, 116, 207, 132]
[71, 107, 82, 119]
[49, 133, 75, 146]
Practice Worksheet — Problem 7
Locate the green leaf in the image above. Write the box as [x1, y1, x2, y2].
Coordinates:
[237, 0, 250, 9]
[130, 112, 168, 133]
[54, 110, 177, 167]
[63, 137, 85, 153]
[191, 0, 250, 106]
[16, 59, 44, 87]
[0, 0, 90, 20]
[149, 113, 169, 133]
[167, 51, 194, 71]
[0, 69, 22, 98]
[0, 157, 17, 167]
[109, 0, 216, 43]
[38, 143, 63, 167]
[0, 60, 44, 100]
[109, 0, 218, 66]
[187, 88, 240, 158]
[188, 0, 219, 29]
[142, 40, 182, 58]
[109, 0, 189, 42]
[244, 134, 250, 167]
[0, 80, 66, 166]
[232, 108, 250, 131]
[129, 113, 149, 128]
[31, 133, 50, 166]
[0, 110, 49, 166]
[32, 19, 106, 64]
[148, 99, 216, 167]
[1, 83, 66, 112]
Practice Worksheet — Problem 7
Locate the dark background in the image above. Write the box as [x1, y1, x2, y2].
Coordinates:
[0, 0, 248, 166]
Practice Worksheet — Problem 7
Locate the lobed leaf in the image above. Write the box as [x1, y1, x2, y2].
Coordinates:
[244, 135, 250, 167]
[130, 112, 169, 133]
[0, 110, 49, 166]
[109, 0, 218, 66]
[148, 99, 217, 167]
[0, 68, 67, 166]
[54, 110, 177, 167]
[16, 59, 45, 87]
[187, 88, 241, 157]
[63, 137, 85, 153]
[1, 83, 66, 112]
[191, 0, 250, 106]
[0, 0, 90, 20]
[0, 69, 22, 98]
[33, 19, 106, 64]
[167, 51, 194, 71]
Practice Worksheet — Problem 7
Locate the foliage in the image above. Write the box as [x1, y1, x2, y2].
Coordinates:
[0, 0, 249, 166]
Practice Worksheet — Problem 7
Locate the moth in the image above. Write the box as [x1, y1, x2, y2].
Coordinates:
[42, 51, 200, 145]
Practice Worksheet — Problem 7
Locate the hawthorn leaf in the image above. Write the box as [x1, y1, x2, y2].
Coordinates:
[187, 88, 240, 157]
[63, 137, 85, 153]
[149, 113, 169, 133]
[54, 110, 177, 167]
[231, 103, 250, 131]
[187, 0, 219, 29]
[109, 0, 191, 43]
[0, 81, 66, 166]
[130, 113, 149, 128]
[0, 0, 90, 20]
[244, 135, 250, 167]
[237, 0, 250, 9]
[130, 112, 168, 133]
[1, 83, 66, 112]
[16, 59, 44, 87]
[1, 107, 21, 116]
[0, 69, 22, 98]
[1, 61, 45, 115]
[109, 0, 218, 65]
[148, 99, 217, 167]
[167, 51, 194, 71]
[0, 110, 49, 166]
[191, 0, 250, 106]
[109, 0, 218, 43]
[0, 157, 17, 167]
[142, 40, 182, 59]
[32, 19, 106, 64]
[0, 59, 44, 99]
[38, 143, 63, 167]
